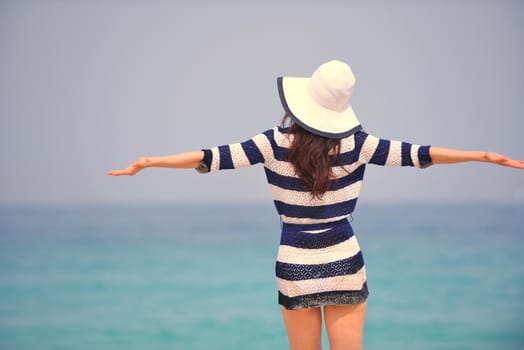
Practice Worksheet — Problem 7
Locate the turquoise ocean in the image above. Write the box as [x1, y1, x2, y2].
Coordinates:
[1, 203, 523, 350]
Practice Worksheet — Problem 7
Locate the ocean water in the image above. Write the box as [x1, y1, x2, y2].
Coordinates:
[0, 203, 523, 350]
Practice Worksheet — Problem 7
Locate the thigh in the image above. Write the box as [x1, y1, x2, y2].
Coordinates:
[280, 306, 323, 350]
[323, 302, 367, 350]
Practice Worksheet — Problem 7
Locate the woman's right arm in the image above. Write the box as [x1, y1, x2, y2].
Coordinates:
[357, 132, 524, 170]
[429, 147, 524, 169]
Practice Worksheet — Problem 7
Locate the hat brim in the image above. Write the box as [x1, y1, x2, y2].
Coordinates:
[278, 77, 362, 139]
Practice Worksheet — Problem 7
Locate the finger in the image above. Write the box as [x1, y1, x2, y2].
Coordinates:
[506, 160, 524, 169]
[107, 170, 125, 176]
[107, 169, 132, 176]
[515, 161, 524, 169]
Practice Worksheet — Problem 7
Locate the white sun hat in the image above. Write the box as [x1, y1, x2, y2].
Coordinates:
[277, 60, 362, 139]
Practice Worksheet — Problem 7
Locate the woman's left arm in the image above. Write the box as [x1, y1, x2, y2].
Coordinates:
[107, 151, 204, 176]
[429, 147, 524, 169]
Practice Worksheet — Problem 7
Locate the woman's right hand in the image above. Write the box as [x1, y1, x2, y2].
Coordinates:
[107, 157, 149, 176]
[430, 147, 524, 169]
[484, 152, 524, 169]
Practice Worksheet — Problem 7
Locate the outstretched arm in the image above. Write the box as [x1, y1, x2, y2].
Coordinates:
[430, 147, 524, 169]
[107, 151, 204, 176]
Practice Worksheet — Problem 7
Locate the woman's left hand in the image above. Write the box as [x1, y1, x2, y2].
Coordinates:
[107, 157, 148, 176]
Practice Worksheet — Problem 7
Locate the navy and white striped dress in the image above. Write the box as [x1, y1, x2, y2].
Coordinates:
[197, 126, 432, 310]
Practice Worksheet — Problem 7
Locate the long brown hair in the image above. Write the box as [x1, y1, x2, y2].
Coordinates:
[282, 115, 343, 199]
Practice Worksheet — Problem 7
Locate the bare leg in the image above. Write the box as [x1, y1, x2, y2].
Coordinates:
[324, 302, 367, 350]
[280, 306, 323, 350]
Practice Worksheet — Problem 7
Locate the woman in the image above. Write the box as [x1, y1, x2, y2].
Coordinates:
[108, 60, 524, 350]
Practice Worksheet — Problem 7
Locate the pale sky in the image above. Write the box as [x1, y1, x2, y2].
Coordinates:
[1, 0, 523, 205]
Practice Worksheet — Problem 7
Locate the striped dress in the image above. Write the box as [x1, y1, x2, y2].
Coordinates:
[197, 126, 432, 310]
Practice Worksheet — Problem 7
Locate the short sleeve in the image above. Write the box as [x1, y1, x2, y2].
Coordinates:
[195, 129, 276, 173]
[357, 132, 432, 168]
